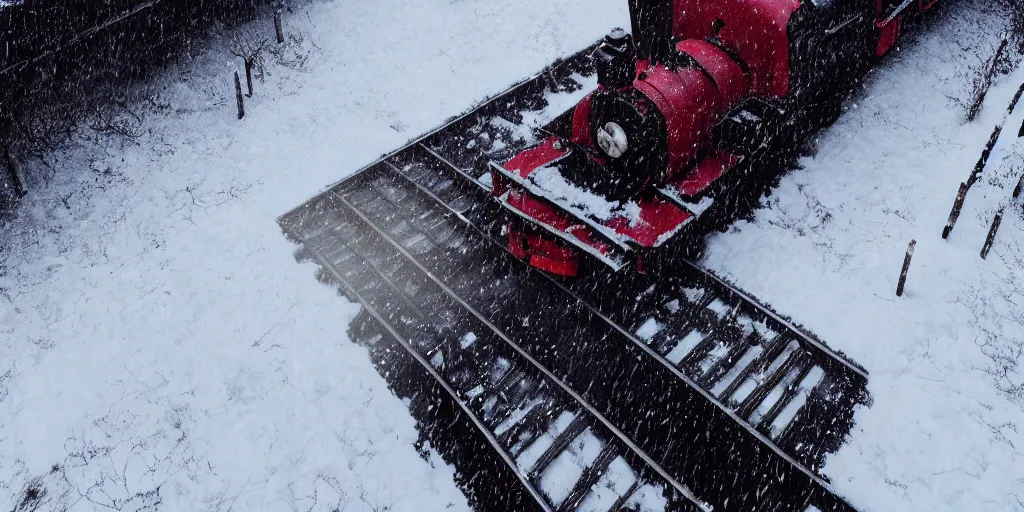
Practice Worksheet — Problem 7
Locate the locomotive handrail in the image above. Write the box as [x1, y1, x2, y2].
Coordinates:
[655, 187, 715, 217]
[879, 0, 915, 26]
[824, 14, 863, 36]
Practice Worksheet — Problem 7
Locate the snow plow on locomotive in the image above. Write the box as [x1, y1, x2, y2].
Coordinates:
[490, 0, 940, 276]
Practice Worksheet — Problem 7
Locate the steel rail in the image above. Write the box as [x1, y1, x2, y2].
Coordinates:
[331, 187, 712, 512]
[278, 43, 599, 221]
[675, 260, 868, 380]
[415, 138, 867, 380]
[282, 223, 555, 512]
[386, 149, 853, 493]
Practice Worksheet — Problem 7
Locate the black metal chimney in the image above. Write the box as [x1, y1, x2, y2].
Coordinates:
[628, 0, 674, 64]
[596, 28, 635, 89]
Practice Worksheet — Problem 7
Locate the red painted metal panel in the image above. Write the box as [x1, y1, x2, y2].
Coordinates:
[677, 39, 751, 106]
[876, 16, 902, 56]
[634, 64, 720, 176]
[570, 93, 595, 148]
[605, 196, 693, 247]
[672, 0, 800, 98]
[673, 150, 741, 197]
[504, 138, 570, 179]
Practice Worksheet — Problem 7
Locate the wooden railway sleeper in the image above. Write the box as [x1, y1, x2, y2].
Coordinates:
[736, 351, 808, 420]
[757, 361, 817, 431]
[499, 400, 561, 450]
[718, 334, 788, 403]
[556, 444, 621, 512]
[526, 415, 590, 481]
[698, 331, 755, 387]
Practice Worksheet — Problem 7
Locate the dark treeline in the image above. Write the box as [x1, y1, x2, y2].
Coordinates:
[0, 0, 277, 205]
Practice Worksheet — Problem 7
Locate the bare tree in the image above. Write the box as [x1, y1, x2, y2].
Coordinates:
[87, 102, 143, 140]
[1008, 0, 1024, 52]
[267, 31, 313, 71]
[230, 32, 270, 97]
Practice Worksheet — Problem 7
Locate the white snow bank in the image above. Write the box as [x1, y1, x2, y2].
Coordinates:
[703, 7, 1024, 511]
[0, 0, 628, 509]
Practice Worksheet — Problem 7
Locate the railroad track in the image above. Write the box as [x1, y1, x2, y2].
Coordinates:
[282, 196, 707, 512]
[280, 45, 866, 511]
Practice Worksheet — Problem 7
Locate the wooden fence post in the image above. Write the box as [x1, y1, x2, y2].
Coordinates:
[980, 209, 1003, 259]
[234, 72, 245, 119]
[942, 182, 969, 239]
[967, 124, 1003, 188]
[274, 11, 284, 44]
[896, 239, 916, 297]
[244, 59, 254, 97]
[1009, 81, 1024, 115]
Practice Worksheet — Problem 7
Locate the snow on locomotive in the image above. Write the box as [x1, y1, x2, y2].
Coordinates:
[489, 0, 939, 276]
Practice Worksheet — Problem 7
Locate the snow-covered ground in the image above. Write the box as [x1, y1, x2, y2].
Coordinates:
[4, 0, 1023, 511]
[0, 0, 627, 509]
[704, 6, 1024, 512]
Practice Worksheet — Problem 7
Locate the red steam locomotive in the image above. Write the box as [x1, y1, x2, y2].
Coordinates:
[489, 0, 939, 276]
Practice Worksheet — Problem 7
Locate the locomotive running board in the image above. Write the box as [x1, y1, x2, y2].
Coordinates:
[489, 160, 642, 250]
[489, 160, 639, 269]
[494, 189, 630, 271]
[489, 157, 717, 269]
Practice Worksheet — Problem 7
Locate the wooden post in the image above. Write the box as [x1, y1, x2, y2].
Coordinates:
[896, 239, 916, 297]
[244, 59, 254, 97]
[234, 72, 245, 119]
[980, 209, 1003, 259]
[274, 11, 284, 44]
[967, 124, 1003, 188]
[942, 182, 969, 239]
[1009, 81, 1024, 115]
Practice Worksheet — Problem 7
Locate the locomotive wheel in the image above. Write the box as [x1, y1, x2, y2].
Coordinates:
[815, 97, 844, 128]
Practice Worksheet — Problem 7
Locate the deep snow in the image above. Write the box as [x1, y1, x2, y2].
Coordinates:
[703, 5, 1024, 511]
[0, 0, 627, 509]
[2, 0, 1023, 511]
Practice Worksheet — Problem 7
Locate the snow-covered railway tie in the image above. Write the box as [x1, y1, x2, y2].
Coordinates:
[280, 48, 864, 512]
[282, 172, 858, 510]
[409, 81, 870, 474]
[280, 192, 708, 512]
[407, 124, 870, 476]
[564, 268, 870, 474]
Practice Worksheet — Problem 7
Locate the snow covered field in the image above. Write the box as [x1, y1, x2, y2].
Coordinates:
[704, 6, 1024, 512]
[0, 0, 627, 509]
[3, 0, 1023, 511]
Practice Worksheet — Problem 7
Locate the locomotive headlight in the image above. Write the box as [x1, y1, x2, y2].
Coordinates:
[596, 122, 628, 159]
